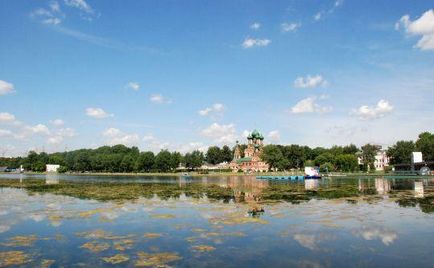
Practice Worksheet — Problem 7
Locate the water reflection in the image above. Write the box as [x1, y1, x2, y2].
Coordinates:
[305, 179, 319, 190]
[375, 178, 391, 195]
[45, 174, 60, 185]
[0, 175, 433, 267]
[414, 181, 424, 198]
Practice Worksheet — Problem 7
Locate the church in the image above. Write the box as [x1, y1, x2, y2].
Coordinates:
[230, 130, 269, 172]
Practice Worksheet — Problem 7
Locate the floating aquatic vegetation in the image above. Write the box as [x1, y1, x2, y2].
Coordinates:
[185, 236, 200, 243]
[0, 251, 31, 266]
[191, 228, 207, 233]
[135, 252, 182, 267]
[113, 239, 135, 251]
[40, 259, 55, 268]
[80, 241, 110, 253]
[75, 229, 134, 240]
[76, 229, 111, 239]
[150, 214, 175, 219]
[143, 233, 163, 239]
[191, 245, 216, 252]
[79, 208, 105, 218]
[209, 215, 268, 225]
[102, 254, 130, 264]
[1, 235, 38, 247]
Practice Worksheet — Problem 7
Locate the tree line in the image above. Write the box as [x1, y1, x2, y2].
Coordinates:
[0, 131, 432, 173]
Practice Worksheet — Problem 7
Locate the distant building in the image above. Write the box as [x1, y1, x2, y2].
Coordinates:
[374, 150, 389, 171]
[46, 164, 60, 173]
[229, 130, 269, 172]
[357, 147, 390, 171]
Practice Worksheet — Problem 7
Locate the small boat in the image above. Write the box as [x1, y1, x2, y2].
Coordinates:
[304, 167, 322, 179]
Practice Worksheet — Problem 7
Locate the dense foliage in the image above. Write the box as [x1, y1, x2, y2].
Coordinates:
[0, 132, 432, 173]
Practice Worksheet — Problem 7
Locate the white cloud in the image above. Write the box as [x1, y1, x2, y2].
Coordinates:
[0, 112, 16, 122]
[353, 226, 397, 246]
[85, 107, 113, 119]
[242, 38, 271, 48]
[102, 128, 139, 146]
[30, 2, 63, 25]
[291, 96, 332, 114]
[46, 127, 76, 144]
[50, 1, 61, 12]
[294, 75, 328, 88]
[313, 0, 343, 21]
[50, 119, 64, 126]
[250, 22, 261, 30]
[143, 134, 170, 151]
[267, 130, 281, 143]
[126, 82, 140, 91]
[176, 142, 208, 154]
[56, 127, 75, 137]
[150, 94, 171, 104]
[47, 136, 64, 144]
[64, 0, 94, 14]
[0, 80, 15, 95]
[201, 123, 238, 144]
[198, 103, 225, 117]
[26, 124, 50, 135]
[396, 9, 434, 50]
[0, 129, 13, 138]
[352, 99, 393, 120]
[281, 22, 301, 32]
[103, 127, 121, 137]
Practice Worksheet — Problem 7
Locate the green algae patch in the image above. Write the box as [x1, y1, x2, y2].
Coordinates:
[0, 251, 31, 266]
[191, 228, 207, 233]
[143, 233, 163, 239]
[113, 239, 135, 251]
[135, 252, 182, 267]
[210, 215, 268, 226]
[40, 259, 56, 268]
[191, 245, 216, 252]
[102, 254, 130, 264]
[75, 229, 134, 240]
[1, 235, 38, 247]
[80, 241, 110, 253]
[150, 214, 175, 219]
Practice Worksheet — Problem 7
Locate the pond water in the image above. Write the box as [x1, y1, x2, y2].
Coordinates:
[0, 174, 433, 267]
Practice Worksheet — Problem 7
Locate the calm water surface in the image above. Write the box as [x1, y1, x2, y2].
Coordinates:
[0, 174, 433, 267]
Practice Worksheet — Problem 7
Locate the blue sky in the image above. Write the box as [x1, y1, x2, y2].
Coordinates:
[1, 0, 434, 156]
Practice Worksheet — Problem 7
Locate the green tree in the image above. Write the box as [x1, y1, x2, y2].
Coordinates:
[282, 145, 305, 169]
[314, 153, 334, 166]
[387, 141, 415, 165]
[343, 144, 359, 155]
[154, 150, 173, 172]
[335, 154, 358, 172]
[415, 132, 434, 161]
[361, 144, 380, 172]
[261, 145, 283, 171]
[135, 151, 155, 172]
[206, 146, 222, 164]
[170, 152, 182, 170]
[120, 154, 135, 172]
[184, 150, 204, 170]
[221, 145, 233, 162]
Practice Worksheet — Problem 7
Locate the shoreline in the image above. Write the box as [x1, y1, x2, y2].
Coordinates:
[2, 171, 431, 178]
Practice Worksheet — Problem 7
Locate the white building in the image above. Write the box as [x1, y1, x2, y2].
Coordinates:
[357, 148, 390, 171]
[46, 164, 60, 173]
[374, 150, 389, 171]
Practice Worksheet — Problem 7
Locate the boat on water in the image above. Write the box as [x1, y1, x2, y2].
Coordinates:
[304, 166, 322, 179]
